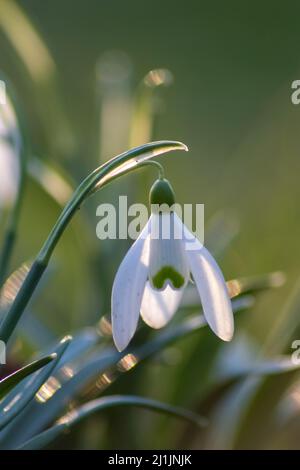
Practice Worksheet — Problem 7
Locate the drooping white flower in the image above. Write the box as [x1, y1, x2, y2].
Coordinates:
[111, 178, 234, 351]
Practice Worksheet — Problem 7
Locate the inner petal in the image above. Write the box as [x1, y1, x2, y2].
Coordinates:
[148, 212, 189, 290]
[141, 282, 184, 328]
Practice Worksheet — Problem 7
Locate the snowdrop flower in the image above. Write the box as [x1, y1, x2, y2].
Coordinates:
[112, 178, 234, 351]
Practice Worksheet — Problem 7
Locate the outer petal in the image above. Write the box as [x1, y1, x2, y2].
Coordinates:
[141, 282, 184, 329]
[174, 214, 234, 341]
[111, 219, 151, 351]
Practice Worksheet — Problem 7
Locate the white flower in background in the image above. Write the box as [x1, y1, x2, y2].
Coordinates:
[0, 91, 21, 211]
[111, 178, 234, 351]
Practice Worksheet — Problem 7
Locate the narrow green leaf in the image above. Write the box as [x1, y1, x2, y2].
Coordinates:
[0, 261, 32, 317]
[203, 358, 300, 449]
[0, 297, 250, 448]
[0, 354, 56, 400]
[227, 271, 286, 299]
[18, 395, 206, 450]
[0, 336, 71, 431]
[55, 328, 100, 365]
[133, 296, 254, 361]
[182, 271, 281, 309]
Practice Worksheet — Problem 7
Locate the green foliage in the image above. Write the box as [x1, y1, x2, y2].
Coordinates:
[0, 2, 300, 449]
[0, 353, 56, 400]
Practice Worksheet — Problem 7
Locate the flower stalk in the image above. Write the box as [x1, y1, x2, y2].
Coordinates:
[0, 141, 187, 344]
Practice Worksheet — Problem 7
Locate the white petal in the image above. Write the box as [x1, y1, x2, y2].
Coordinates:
[141, 282, 184, 328]
[174, 214, 234, 341]
[111, 219, 151, 351]
[148, 212, 189, 290]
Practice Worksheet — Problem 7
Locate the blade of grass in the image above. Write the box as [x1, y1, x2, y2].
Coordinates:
[18, 394, 206, 450]
[181, 272, 282, 309]
[3, 297, 252, 446]
[0, 336, 71, 431]
[0, 353, 56, 400]
[227, 271, 286, 299]
[0, 297, 250, 447]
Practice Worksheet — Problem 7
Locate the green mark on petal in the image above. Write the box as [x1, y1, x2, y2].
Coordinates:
[151, 266, 185, 289]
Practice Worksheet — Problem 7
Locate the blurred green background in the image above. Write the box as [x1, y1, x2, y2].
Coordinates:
[1, 0, 300, 450]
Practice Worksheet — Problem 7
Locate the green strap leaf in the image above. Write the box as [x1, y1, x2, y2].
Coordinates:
[1, 297, 251, 447]
[0, 336, 71, 430]
[133, 296, 254, 361]
[0, 353, 56, 400]
[182, 272, 283, 309]
[18, 394, 207, 450]
[0, 298, 251, 448]
[227, 271, 286, 299]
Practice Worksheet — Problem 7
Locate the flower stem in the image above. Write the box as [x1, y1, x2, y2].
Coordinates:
[0, 141, 187, 344]
[136, 160, 165, 179]
[0, 260, 46, 343]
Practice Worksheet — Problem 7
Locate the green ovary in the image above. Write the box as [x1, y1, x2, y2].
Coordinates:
[151, 266, 185, 289]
